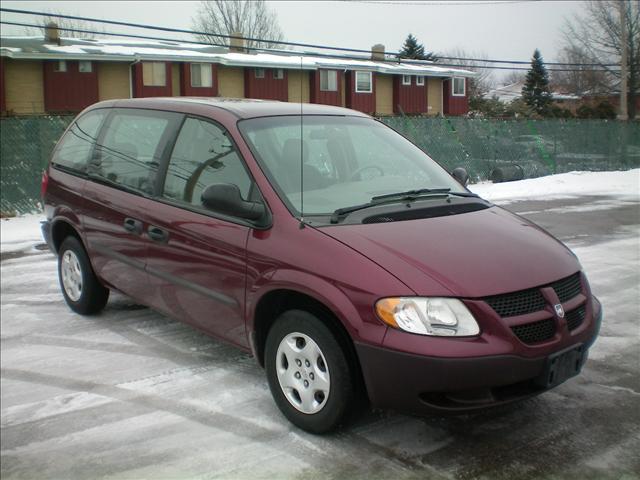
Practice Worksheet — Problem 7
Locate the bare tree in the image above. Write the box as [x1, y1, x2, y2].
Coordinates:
[192, 0, 284, 49]
[502, 70, 526, 86]
[563, 0, 640, 118]
[442, 48, 495, 98]
[23, 12, 103, 39]
[551, 44, 609, 95]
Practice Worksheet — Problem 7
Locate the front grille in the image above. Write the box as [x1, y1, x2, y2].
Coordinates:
[485, 288, 546, 318]
[484, 273, 582, 318]
[511, 318, 556, 344]
[553, 273, 582, 303]
[566, 305, 586, 331]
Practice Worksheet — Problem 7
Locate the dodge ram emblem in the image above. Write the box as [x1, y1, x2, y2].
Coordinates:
[554, 304, 565, 318]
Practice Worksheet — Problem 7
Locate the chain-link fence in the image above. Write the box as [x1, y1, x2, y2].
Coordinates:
[1, 115, 639, 215]
[381, 116, 640, 182]
[1, 115, 74, 215]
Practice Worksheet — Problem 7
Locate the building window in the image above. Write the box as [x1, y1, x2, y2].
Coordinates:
[355, 71, 372, 93]
[190, 63, 213, 88]
[452, 77, 465, 96]
[78, 61, 92, 73]
[54, 60, 67, 72]
[416, 76, 425, 86]
[255, 68, 265, 79]
[320, 70, 337, 91]
[273, 69, 284, 80]
[402, 75, 411, 86]
[142, 62, 166, 87]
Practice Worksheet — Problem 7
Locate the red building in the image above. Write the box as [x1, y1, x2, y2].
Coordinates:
[345, 70, 376, 114]
[245, 67, 288, 101]
[393, 74, 428, 114]
[443, 77, 469, 116]
[43, 60, 99, 112]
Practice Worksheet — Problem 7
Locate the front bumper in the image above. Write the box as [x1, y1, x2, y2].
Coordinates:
[355, 296, 602, 414]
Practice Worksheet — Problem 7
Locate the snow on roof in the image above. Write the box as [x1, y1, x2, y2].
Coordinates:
[484, 81, 581, 103]
[0, 35, 476, 77]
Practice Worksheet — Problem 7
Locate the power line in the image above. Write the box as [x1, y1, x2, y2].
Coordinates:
[339, 0, 536, 5]
[0, 20, 619, 73]
[0, 7, 621, 68]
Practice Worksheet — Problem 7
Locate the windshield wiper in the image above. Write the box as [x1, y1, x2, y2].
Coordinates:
[330, 188, 478, 224]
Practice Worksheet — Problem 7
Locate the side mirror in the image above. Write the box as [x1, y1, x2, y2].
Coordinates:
[451, 167, 469, 187]
[201, 183, 266, 222]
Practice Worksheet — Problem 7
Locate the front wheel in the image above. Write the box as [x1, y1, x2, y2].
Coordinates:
[58, 236, 109, 315]
[265, 310, 357, 433]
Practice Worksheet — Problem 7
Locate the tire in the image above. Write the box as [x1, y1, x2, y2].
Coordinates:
[265, 309, 357, 433]
[58, 236, 109, 315]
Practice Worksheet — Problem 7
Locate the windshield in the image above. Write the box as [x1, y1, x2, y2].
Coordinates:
[238, 115, 467, 216]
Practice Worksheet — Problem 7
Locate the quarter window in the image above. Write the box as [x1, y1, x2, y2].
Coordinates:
[416, 76, 425, 86]
[91, 109, 179, 195]
[255, 68, 265, 79]
[190, 63, 213, 88]
[355, 71, 372, 93]
[452, 77, 465, 96]
[51, 109, 107, 173]
[163, 117, 252, 210]
[142, 62, 167, 87]
[320, 70, 337, 91]
[79, 61, 92, 73]
[402, 75, 411, 86]
[273, 69, 284, 80]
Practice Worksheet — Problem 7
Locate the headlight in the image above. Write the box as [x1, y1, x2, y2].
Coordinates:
[375, 297, 479, 337]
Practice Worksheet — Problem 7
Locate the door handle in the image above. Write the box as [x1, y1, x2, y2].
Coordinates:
[147, 226, 169, 243]
[123, 217, 143, 235]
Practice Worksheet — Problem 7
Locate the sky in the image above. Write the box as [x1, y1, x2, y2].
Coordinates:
[1, 0, 586, 81]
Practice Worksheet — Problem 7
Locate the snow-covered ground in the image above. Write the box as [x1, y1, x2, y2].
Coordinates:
[469, 168, 640, 203]
[1, 170, 638, 254]
[1, 170, 639, 479]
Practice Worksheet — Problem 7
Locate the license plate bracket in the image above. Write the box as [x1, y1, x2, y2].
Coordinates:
[536, 344, 586, 389]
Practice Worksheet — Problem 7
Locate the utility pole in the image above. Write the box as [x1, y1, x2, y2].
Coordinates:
[619, 0, 628, 121]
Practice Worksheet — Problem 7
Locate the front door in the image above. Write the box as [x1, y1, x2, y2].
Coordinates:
[144, 116, 256, 349]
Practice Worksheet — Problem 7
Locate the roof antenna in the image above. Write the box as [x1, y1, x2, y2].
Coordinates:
[299, 55, 305, 229]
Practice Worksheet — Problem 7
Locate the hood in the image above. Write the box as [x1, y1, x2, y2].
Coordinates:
[320, 206, 581, 298]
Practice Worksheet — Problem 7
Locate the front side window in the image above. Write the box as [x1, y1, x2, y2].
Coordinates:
[273, 69, 284, 80]
[355, 71, 372, 93]
[416, 76, 425, 86]
[255, 68, 265, 79]
[402, 75, 411, 86]
[79, 61, 92, 73]
[91, 109, 179, 195]
[54, 60, 67, 72]
[320, 70, 338, 91]
[239, 116, 466, 216]
[452, 77, 465, 96]
[163, 117, 252, 210]
[51, 109, 107, 173]
[191, 63, 213, 88]
[142, 62, 166, 87]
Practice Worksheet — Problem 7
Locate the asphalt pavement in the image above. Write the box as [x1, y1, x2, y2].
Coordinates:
[1, 195, 639, 480]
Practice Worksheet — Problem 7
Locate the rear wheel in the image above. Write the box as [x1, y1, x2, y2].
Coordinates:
[58, 236, 109, 315]
[265, 310, 357, 433]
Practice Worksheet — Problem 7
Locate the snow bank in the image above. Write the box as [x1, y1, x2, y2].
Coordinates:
[0, 214, 45, 253]
[469, 169, 640, 203]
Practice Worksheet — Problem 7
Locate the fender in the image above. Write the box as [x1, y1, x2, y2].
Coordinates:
[245, 268, 389, 347]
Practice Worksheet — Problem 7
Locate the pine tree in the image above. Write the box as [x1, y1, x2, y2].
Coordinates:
[399, 34, 436, 61]
[522, 49, 552, 115]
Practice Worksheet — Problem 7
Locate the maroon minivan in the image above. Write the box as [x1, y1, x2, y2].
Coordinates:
[42, 98, 601, 433]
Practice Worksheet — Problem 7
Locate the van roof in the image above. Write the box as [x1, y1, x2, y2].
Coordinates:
[94, 97, 369, 119]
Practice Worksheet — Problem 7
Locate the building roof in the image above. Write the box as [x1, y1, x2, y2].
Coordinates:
[484, 80, 581, 103]
[96, 97, 369, 119]
[0, 35, 476, 78]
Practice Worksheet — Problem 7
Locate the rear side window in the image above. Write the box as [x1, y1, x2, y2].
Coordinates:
[162, 117, 252, 208]
[52, 109, 107, 173]
[91, 109, 180, 195]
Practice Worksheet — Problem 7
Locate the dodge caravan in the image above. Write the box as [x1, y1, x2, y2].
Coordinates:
[42, 98, 602, 433]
